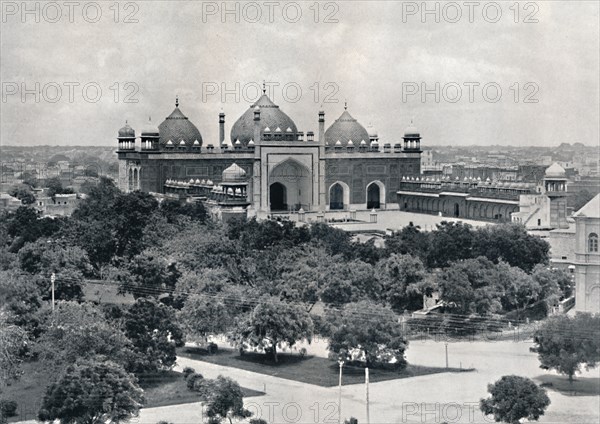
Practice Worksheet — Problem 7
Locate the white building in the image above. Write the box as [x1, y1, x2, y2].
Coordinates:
[573, 194, 600, 313]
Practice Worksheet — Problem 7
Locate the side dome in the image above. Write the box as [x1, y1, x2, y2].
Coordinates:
[118, 122, 135, 138]
[324, 108, 369, 147]
[222, 163, 247, 183]
[545, 163, 566, 178]
[230, 93, 298, 146]
[158, 99, 203, 149]
[141, 117, 159, 136]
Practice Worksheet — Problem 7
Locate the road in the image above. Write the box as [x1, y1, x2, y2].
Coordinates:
[134, 337, 599, 424]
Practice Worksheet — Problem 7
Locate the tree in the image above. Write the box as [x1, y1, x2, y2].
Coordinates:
[120, 250, 180, 298]
[480, 375, 550, 424]
[201, 376, 252, 424]
[17, 239, 91, 301]
[0, 270, 44, 337]
[35, 302, 137, 373]
[531, 265, 573, 301]
[533, 313, 600, 383]
[436, 257, 502, 316]
[319, 259, 381, 305]
[384, 223, 430, 263]
[328, 300, 408, 369]
[38, 359, 144, 424]
[376, 254, 427, 311]
[234, 297, 313, 362]
[160, 199, 208, 224]
[8, 186, 35, 205]
[179, 295, 231, 343]
[45, 177, 74, 198]
[0, 315, 28, 390]
[473, 224, 549, 272]
[495, 262, 541, 314]
[427, 221, 475, 268]
[123, 298, 185, 373]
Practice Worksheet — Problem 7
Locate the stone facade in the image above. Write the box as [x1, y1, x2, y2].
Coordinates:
[116, 94, 421, 217]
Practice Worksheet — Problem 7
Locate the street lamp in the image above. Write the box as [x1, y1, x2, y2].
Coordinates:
[338, 357, 345, 424]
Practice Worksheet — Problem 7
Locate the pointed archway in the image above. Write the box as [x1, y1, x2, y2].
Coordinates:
[367, 184, 380, 209]
[269, 182, 287, 211]
[330, 183, 344, 210]
[366, 181, 385, 209]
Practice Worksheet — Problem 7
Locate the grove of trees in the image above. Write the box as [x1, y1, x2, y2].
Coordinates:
[0, 176, 579, 421]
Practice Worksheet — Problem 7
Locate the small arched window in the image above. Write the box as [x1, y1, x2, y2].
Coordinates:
[589, 233, 599, 253]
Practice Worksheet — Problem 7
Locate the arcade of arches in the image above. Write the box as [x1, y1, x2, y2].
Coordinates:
[327, 180, 386, 211]
[399, 195, 518, 221]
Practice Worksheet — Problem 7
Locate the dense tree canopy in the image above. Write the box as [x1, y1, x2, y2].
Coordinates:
[328, 300, 408, 369]
[234, 297, 313, 362]
[533, 313, 600, 382]
[122, 298, 185, 373]
[480, 375, 550, 424]
[37, 359, 144, 424]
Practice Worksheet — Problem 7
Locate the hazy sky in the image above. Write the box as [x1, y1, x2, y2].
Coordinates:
[1, 1, 599, 148]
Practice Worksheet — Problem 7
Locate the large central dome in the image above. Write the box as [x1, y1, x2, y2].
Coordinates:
[325, 108, 370, 146]
[158, 100, 203, 150]
[230, 94, 298, 145]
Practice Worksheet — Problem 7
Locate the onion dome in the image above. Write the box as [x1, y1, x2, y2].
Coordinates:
[158, 98, 203, 149]
[230, 92, 298, 146]
[222, 163, 247, 183]
[118, 121, 135, 139]
[545, 163, 566, 178]
[248, 139, 255, 147]
[141, 117, 159, 137]
[325, 107, 370, 147]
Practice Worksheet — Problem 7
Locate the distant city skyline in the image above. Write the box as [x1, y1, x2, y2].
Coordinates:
[1, 1, 599, 148]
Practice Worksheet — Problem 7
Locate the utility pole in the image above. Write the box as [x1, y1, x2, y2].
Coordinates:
[365, 367, 370, 424]
[51, 273, 56, 313]
[445, 341, 448, 369]
[338, 359, 344, 424]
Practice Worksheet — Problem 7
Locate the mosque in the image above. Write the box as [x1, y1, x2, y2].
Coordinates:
[116, 87, 423, 218]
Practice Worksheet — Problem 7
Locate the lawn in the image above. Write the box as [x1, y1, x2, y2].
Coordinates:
[139, 370, 265, 408]
[178, 346, 473, 387]
[1, 361, 263, 422]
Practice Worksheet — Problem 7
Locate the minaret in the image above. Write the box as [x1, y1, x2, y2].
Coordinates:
[219, 109, 225, 145]
[318, 108, 326, 210]
[252, 106, 262, 212]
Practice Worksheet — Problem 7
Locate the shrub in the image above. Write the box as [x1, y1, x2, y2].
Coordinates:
[207, 342, 218, 354]
[250, 419, 268, 424]
[182, 366, 196, 380]
[186, 372, 205, 391]
[344, 418, 358, 424]
[0, 400, 18, 419]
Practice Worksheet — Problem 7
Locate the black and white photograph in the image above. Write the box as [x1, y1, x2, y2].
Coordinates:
[1, 1, 599, 423]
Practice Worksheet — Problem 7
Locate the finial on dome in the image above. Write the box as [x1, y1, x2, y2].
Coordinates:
[344, 100, 347, 110]
[175, 95, 179, 107]
[262, 80, 266, 94]
[125, 120, 128, 124]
